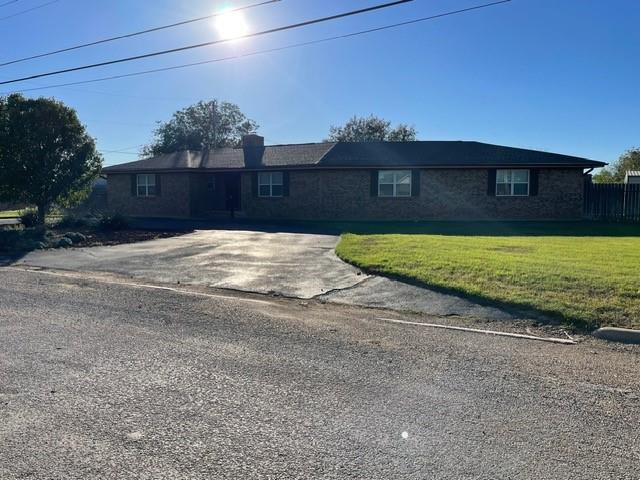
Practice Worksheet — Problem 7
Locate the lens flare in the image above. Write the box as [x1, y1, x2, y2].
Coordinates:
[215, 10, 248, 40]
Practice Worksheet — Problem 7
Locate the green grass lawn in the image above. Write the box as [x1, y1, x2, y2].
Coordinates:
[335, 222, 640, 330]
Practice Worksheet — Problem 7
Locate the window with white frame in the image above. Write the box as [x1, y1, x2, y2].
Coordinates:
[496, 169, 529, 196]
[378, 170, 411, 197]
[258, 171, 283, 197]
[136, 174, 156, 197]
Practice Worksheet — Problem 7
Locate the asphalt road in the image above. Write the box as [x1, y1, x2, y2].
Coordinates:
[1, 268, 639, 479]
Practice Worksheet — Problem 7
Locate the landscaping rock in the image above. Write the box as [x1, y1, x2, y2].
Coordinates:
[594, 327, 640, 344]
[55, 237, 73, 248]
[64, 232, 87, 244]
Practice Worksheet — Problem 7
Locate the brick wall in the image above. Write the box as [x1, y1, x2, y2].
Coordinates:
[108, 168, 585, 220]
[107, 173, 191, 218]
[241, 168, 584, 220]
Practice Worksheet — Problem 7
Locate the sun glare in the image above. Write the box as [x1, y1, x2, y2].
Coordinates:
[215, 10, 249, 40]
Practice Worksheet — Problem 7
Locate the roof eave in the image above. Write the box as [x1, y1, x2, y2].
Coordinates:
[102, 162, 606, 174]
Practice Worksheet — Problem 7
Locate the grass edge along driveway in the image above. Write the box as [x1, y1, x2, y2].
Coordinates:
[335, 222, 640, 330]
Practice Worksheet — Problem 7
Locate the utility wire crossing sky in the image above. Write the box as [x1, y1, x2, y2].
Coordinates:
[2, 0, 511, 95]
[0, 0, 419, 86]
[1, 0, 638, 166]
[0, 0, 281, 67]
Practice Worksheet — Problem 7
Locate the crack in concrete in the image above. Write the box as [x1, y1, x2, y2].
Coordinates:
[312, 275, 374, 299]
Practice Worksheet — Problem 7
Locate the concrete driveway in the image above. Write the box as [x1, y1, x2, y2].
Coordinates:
[0, 218, 20, 226]
[17, 229, 367, 298]
[17, 228, 521, 320]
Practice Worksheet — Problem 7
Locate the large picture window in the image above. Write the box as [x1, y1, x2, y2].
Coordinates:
[378, 170, 412, 197]
[136, 174, 156, 197]
[496, 169, 529, 196]
[258, 172, 283, 197]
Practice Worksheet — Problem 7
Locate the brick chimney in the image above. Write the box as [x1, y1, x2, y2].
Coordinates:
[242, 134, 264, 148]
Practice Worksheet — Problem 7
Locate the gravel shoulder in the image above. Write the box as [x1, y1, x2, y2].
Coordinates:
[1, 268, 639, 479]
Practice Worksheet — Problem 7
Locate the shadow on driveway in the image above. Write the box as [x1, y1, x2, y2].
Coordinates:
[131, 217, 640, 237]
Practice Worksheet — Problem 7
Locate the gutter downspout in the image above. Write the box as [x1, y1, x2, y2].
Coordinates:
[583, 168, 595, 220]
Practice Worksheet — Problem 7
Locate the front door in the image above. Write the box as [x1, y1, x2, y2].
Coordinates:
[223, 173, 241, 215]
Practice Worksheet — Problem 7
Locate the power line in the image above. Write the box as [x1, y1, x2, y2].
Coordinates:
[101, 144, 144, 152]
[99, 149, 141, 155]
[0, 0, 23, 8]
[82, 118, 158, 128]
[0, 0, 415, 86]
[0, 0, 281, 68]
[2, 0, 512, 95]
[0, 0, 59, 21]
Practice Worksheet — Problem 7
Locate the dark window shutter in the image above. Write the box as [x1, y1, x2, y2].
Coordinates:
[487, 169, 497, 196]
[252, 172, 258, 197]
[155, 174, 161, 196]
[411, 169, 420, 197]
[131, 174, 137, 196]
[529, 169, 539, 196]
[283, 171, 290, 197]
[370, 170, 379, 197]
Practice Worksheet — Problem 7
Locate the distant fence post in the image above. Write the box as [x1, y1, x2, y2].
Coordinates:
[584, 179, 640, 222]
[626, 183, 640, 222]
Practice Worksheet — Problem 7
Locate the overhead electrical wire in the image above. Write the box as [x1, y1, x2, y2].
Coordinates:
[0, 0, 416, 86]
[0, 0, 281, 67]
[0, 0, 59, 21]
[101, 144, 144, 152]
[99, 149, 141, 155]
[2, 0, 512, 95]
[0, 0, 24, 8]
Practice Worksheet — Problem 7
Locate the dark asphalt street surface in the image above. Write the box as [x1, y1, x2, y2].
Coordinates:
[1, 268, 639, 479]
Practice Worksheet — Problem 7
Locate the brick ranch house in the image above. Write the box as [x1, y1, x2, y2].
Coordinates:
[103, 135, 605, 221]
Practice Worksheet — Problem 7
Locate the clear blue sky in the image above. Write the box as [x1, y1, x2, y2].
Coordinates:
[1, 0, 638, 167]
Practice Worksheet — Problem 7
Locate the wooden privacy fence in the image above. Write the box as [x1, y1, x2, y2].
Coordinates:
[584, 181, 640, 222]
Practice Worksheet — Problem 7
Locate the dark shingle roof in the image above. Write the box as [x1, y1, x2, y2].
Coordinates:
[321, 141, 605, 167]
[103, 143, 335, 172]
[102, 141, 604, 173]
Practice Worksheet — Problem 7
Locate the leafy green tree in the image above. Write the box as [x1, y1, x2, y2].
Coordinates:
[326, 115, 417, 142]
[593, 148, 640, 183]
[0, 94, 102, 224]
[592, 169, 615, 183]
[142, 100, 258, 156]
